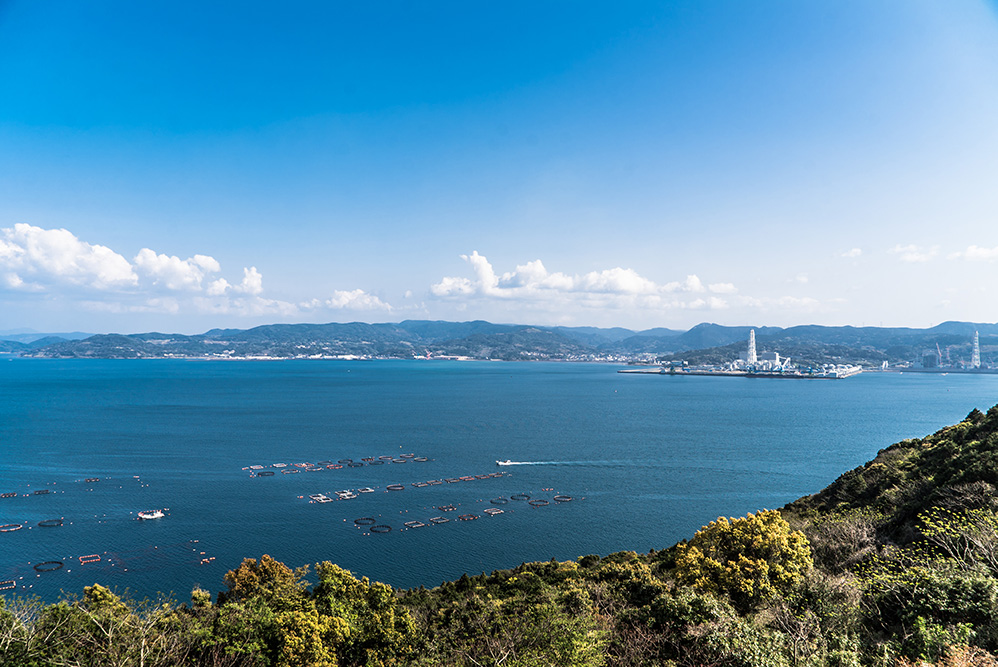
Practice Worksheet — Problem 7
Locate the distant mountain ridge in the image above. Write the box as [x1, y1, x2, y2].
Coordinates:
[15, 319, 997, 364]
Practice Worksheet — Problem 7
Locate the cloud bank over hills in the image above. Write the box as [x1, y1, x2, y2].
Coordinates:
[4, 221, 998, 335]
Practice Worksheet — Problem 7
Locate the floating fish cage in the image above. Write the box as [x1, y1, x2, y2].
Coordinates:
[33, 561, 64, 572]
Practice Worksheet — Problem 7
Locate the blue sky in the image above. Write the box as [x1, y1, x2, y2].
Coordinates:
[1, 0, 997, 333]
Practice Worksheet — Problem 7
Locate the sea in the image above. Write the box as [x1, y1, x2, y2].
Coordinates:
[2, 358, 997, 603]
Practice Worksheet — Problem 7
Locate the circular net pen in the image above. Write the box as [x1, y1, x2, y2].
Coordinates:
[0, 524, 23, 532]
[257, 471, 275, 476]
[369, 525, 392, 533]
[386, 484, 405, 491]
[528, 499, 549, 507]
[38, 519, 64, 528]
[553, 495, 573, 503]
[354, 517, 377, 526]
[490, 497, 509, 505]
[510, 493, 531, 501]
[33, 561, 64, 572]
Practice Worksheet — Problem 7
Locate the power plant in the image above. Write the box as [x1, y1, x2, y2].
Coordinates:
[917, 330, 989, 371]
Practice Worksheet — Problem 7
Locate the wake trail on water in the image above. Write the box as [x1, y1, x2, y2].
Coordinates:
[500, 460, 661, 468]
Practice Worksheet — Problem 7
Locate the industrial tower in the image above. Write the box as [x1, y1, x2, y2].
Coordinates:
[747, 329, 757, 365]
[972, 331, 981, 368]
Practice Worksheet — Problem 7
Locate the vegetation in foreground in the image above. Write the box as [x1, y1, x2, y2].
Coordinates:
[7, 406, 998, 665]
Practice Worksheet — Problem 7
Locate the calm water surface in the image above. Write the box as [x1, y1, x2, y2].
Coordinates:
[2, 358, 996, 602]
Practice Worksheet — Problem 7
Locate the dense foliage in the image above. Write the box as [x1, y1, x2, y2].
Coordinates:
[9, 406, 998, 665]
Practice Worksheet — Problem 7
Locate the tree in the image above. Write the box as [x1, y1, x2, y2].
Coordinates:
[674, 510, 813, 612]
[312, 562, 416, 667]
[221, 554, 310, 612]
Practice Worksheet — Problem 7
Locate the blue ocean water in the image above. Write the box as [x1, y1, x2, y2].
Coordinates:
[1, 358, 996, 603]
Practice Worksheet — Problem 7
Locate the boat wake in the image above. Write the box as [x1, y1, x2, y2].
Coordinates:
[498, 460, 652, 467]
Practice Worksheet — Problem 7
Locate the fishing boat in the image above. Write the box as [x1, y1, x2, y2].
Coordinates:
[137, 510, 164, 520]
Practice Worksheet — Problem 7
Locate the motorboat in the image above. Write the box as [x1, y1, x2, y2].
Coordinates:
[496, 460, 513, 466]
[137, 510, 164, 520]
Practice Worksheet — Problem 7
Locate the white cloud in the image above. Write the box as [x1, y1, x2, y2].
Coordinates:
[134, 248, 223, 291]
[431, 251, 732, 312]
[235, 267, 264, 295]
[949, 245, 998, 261]
[890, 244, 938, 263]
[0, 224, 394, 321]
[579, 267, 659, 294]
[662, 274, 705, 293]
[206, 278, 231, 296]
[841, 248, 862, 258]
[323, 289, 392, 311]
[430, 275, 476, 297]
[0, 223, 138, 290]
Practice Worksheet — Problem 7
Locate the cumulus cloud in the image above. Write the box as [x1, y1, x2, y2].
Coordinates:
[0, 223, 138, 290]
[890, 244, 938, 263]
[134, 248, 223, 291]
[841, 248, 862, 258]
[948, 245, 998, 261]
[662, 274, 705, 294]
[429, 251, 829, 321]
[322, 289, 393, 311]
[431, 251, 735, 312]
[0, 224, 394, 319]
[206, 278, 231, 296]
[235, 267, 264, 295]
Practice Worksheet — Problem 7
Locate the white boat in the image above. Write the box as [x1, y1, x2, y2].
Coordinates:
[137, 510, 164, 520]
[496, 460, 513, 466]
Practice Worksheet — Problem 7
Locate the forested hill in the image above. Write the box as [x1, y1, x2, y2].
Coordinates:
[16, 318, 998, 365]
[8, 407, 998, 665]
